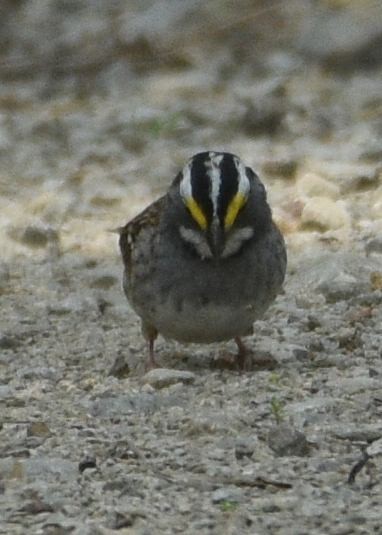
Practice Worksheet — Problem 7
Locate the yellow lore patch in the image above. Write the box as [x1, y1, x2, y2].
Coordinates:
[224, 192, 247, 229]
[186, 198, 207, 229]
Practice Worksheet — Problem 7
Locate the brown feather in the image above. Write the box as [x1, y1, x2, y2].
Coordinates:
[119, 196, 166, 270]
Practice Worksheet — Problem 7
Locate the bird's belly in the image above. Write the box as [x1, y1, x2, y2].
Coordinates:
[149, 299, 258, 343]
[128, 237, 284, 343]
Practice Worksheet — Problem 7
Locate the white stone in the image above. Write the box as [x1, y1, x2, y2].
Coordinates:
[143, 368, 195, 389]
[297, 172, 340, 199]
[211, 486, 243, 504]
[301, 197, 350, 230]
[367, 438, 382, 457]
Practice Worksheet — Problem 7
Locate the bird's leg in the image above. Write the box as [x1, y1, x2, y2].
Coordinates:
[234, 336, 247, 371]
[147, 336, 159, 370]
[142, 323, 159, 370]
[235, 337, 278, 371]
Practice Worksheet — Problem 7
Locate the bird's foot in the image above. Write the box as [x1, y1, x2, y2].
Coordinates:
[211, 351, 237, 371]
[211, 338, 247, 371]
[235, 337, 247, 371]
[212, 338, 278, 372]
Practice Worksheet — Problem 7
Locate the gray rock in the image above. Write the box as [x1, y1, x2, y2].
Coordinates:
[26, 421, 51, 438]
[2, 456, 78, 484]
[38, 514, 78, 534]
[78, 454, 97, 473]
[240, 97, 285, 136]
[87, 393, 151, 417]
[367, 438, 382, 457]
[291, 250, 382, 303]
[143, 368, 195, 389]
[8, 224, 59, 248]
[211, 486, 243, 504]
[366, 439, 382, 457]
[0, 263, 10, 291]
[89, 273, 119, 290]
[365, 237, 382, 256]
[0, 333, 19, 349]
[47, 296, 98, 315]
[207, 448, 226, 461]
[326, 375, 379, 395]
[296, 3, 382, 70]
[108, 354, 130, 379]
[191, 518, 216, 531]
[317, 273, 364, 303]
[262, 158, 298, 179]
[119, 1, 201, 43]
[311, 161, 380, 194]
[332, 425, 382, 442]
[268, 424, 310, 457]
[87, 389, 188, 417]
[109, 511, 139, 530]
[0, 385, 13, 400]
[234, 436, 257, 460]
[16, 366, 60, 381]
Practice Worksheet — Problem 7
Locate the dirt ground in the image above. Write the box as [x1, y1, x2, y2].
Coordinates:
[1, 2, 382, 534]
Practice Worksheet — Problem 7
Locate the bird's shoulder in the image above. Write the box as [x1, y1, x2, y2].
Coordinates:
[118, 195, 166, 268]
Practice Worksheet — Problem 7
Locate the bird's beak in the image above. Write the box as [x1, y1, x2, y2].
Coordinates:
[208, 219, 225, 258]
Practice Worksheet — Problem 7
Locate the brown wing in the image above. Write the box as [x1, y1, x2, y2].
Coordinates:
[118, 195, 166, 270]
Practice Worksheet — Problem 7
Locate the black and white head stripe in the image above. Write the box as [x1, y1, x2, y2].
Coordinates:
[179, 152, 251, 229]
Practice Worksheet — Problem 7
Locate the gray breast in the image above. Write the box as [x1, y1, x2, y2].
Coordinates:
[130, 224, 286, 343]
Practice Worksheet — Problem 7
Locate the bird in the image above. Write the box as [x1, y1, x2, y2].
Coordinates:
[118, 151, 287, 370]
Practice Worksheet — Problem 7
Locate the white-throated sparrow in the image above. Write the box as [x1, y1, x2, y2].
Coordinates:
[119, 151, 287, 369]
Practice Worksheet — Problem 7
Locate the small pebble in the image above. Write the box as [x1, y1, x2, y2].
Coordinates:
[268, 424, 310, 457]
[79, 455, 97, 473]
[8, 224, 59, 248]
[143, 368, 195, 389]
[27, 422, 51, 438]
[108, 355, 130, 379]
[235, 437, 257, 460]
[211, 486, 243, 504]
[365, 237, 382, 255]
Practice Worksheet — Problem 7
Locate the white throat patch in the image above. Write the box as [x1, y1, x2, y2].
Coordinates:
[179, 226, 212, 260]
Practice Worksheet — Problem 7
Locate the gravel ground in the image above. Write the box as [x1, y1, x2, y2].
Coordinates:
[1, 246, 382, 534]
[1, 2, 382, 534]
